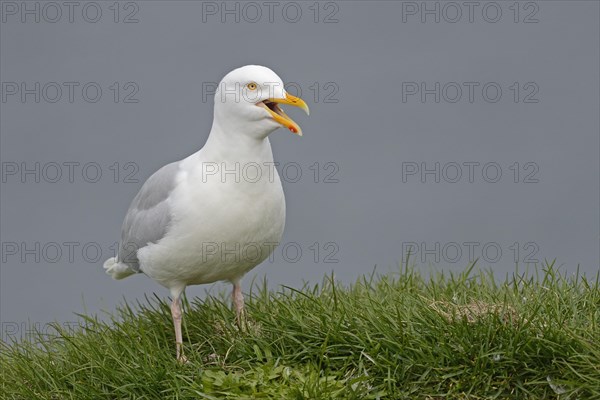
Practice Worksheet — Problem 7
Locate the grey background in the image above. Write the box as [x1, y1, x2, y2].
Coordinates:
[1, 1, 598, 338]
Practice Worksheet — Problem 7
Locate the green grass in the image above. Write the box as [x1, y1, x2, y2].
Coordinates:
[2, 261, 599, 399]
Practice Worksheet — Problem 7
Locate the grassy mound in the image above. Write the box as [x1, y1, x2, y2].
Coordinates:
[2, 262, 599, 399]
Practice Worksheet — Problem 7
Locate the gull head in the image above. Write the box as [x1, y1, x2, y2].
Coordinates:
[213, 65, 310, 139]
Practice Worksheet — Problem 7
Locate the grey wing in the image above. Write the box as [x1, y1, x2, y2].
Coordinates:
[118, 161, 181, 271]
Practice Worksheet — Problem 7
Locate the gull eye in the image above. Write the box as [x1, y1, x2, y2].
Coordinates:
[247, 82, 258, 91]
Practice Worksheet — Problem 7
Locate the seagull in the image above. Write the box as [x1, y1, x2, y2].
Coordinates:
[103, 65, 309, 362]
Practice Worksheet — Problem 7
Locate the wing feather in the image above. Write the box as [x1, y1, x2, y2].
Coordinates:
[118, 161, 180, 271]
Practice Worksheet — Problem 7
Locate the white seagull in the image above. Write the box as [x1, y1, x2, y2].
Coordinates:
[103, 65, 309, 362]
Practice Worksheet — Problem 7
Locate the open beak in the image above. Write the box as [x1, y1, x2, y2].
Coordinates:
[257, 92, 310, 136]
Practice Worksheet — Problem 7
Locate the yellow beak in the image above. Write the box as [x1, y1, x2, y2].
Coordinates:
[258, 92, 310, 136]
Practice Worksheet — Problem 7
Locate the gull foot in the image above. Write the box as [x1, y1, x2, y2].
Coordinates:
[177, 353, 189, 364]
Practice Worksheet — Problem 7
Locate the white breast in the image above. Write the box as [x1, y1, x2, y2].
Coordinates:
[138, 158, 286, 288]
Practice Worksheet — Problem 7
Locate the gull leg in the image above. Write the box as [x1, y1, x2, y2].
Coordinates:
[232, 281, 245, 329]
[170, 289, 187, 363]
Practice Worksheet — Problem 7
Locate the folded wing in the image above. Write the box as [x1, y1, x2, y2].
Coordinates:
[118, 161, 181, 272]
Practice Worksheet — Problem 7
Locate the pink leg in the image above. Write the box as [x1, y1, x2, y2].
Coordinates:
[232, 281, 245, 328]
[170, 292, 187, 363]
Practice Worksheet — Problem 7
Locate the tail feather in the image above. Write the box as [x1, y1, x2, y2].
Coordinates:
[103, 257, 136, 280]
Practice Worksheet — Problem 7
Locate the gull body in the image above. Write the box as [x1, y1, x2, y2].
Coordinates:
[103, 65, 309, 362]
[138, 132, 285, 291]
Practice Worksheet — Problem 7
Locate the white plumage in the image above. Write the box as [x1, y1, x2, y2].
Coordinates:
[104, 65, 309, 362]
